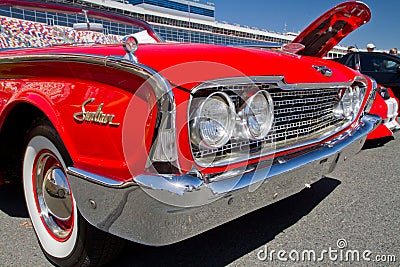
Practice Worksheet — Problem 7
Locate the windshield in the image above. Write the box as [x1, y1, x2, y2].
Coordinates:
[0, 0, 162, 49]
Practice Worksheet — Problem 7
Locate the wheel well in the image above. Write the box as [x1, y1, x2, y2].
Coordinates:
[0, 103, 47, 182]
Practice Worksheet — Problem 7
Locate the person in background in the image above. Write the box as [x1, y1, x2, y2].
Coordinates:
[383, 48, 398, 69]
[347, 45, 357, 53]
[389, 48, 397, 55]
[366, 43, 376, 52]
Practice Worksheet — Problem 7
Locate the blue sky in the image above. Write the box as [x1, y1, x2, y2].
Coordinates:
[211, 0, 398, 51]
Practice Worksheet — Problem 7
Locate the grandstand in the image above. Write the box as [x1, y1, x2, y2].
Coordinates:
[0, 16, 60, 48]
[0, 3, 147, 49]
[0, 15, 124, 48]
[83, 0, 347, 57]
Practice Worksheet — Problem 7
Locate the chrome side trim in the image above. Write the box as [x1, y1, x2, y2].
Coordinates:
[67, 114, 380, 245]
[66, 167, 135, 189]
[191, 75, 356, 94]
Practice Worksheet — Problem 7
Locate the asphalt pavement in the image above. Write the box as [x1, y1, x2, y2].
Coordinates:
[1, 131, 399, 266]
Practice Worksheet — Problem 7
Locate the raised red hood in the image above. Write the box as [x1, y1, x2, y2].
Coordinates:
[292, 1, 371, 58]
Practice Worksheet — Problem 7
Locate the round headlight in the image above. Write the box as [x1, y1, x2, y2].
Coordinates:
[243, 91, 274, 140]
[341, 88, 353, 118]
[198, 92, 235, 148]
[334, 86, 366, 120]
[351, 85, 361, 112]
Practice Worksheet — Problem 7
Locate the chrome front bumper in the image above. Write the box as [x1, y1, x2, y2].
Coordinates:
[67, 115, 380, 246]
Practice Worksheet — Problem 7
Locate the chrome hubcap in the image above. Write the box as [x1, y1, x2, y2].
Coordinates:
[34, 151, 73, 240]
[43, 167, 72, 220]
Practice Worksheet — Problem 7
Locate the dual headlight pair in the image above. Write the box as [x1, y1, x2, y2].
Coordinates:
[190, 90, 274, 149]
[334, 85, 366, 120]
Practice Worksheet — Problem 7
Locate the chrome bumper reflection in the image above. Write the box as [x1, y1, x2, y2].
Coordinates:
[67, 114, 380, 246]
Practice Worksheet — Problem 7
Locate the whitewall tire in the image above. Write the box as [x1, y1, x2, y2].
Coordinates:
[23, 135, 78, 258]
[22, 119, 124, 266]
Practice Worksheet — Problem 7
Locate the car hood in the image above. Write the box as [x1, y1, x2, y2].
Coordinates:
[0, 43, 359, 90]
[134, 43, 358, 89]
[291, 1, 371, 58]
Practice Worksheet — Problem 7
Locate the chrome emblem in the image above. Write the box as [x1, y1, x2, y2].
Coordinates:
[73, 98, 120, 126]
[313, 65, 332, 77]
[122, 35, 138, 63]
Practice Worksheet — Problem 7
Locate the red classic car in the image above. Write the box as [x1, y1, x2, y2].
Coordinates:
[0, 0, 380, 266]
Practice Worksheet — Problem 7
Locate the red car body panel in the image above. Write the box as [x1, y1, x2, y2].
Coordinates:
[368, 93, 389, 138]
[366, 87, 399, 140]
[367, 124, 393, 140]
[0, 76, 134, 181]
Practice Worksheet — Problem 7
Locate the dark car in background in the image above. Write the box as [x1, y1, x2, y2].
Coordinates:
[336, 52, 400, 99]
[335, 52, 400, 139]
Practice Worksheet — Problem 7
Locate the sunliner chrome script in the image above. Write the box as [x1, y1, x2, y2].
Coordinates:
[73, 98, 120, 126]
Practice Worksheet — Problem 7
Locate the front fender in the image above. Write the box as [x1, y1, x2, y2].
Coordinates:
[0, 54, 172, 183]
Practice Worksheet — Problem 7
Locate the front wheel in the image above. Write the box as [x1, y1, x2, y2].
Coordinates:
[23, 119, 124, 266]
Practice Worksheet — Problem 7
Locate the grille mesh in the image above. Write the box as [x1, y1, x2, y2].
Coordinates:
[270, 88, 341, 144]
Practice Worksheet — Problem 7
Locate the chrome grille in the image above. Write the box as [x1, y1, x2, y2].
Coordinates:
[190, 82, 353, 167]
[270, 88, 340, 145]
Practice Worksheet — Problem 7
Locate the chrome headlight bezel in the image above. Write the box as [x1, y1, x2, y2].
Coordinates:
[192, 92, 235, 149]
[335, 82, 367, 121]
[342, 87, 353, 119]
[242, 90, 274, 140]
[364, 78, 377, 113]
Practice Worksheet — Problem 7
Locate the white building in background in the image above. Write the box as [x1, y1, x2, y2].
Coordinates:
[81, 0, 347, 57]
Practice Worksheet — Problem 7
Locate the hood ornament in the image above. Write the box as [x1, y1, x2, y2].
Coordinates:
[313, 65, 332, 77]
[122, 35, 139, 63]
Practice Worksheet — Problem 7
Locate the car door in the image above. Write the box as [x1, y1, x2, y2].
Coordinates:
[359, 53, 400, 89]
[340, 53, 359, 70]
